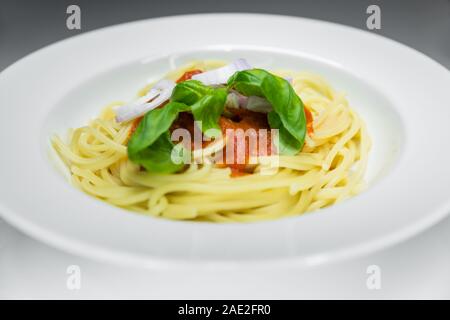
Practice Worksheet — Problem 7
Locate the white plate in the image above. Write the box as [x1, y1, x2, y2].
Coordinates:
[1, 14, 450, 268]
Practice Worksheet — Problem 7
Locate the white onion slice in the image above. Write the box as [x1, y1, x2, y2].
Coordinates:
[191, 58, 252, 85]
[245, 96, 272, 113]
[115, 79, 175, 122]
[223, 74, 293, 113]
[226, 91, 249, 110]
[225, 92, 240, 109]
[226, 92, 273, 113]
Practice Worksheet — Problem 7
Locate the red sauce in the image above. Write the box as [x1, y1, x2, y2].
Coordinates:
[176, 69, 203, 83]
[217, 108, 272, 176]
[304, 106, 314, 135]
[170, 108, 272, 177]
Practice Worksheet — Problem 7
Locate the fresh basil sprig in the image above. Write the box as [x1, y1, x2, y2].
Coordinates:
[127, 81, 226, 173]
[128, 69, 307, 173]
[172, 80, 227, 133]
[227, 69, 306, 155]
[127, 101, 190, 173]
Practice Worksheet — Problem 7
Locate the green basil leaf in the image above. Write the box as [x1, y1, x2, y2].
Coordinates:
[227, 69, 265, 96]
[127, 101, 190, 173]
[130, 132, 186, 173]
[127, 80, 227, 173]
[171, 80, 210, 105]
[172, 80, 227, 134]
[228, 69, 306, 154]
[268, 111, 302, 155]
[191, 87, 227, 133]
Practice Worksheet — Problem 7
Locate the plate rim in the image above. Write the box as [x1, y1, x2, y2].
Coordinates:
[1, 13, 450, 269]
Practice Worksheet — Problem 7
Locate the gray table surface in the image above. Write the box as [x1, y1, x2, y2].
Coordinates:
[0, 0, 449, 299]
[1, 0, 449, 72]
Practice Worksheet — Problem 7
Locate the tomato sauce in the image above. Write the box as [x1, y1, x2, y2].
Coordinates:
[176, 69, 203, 83]
[304, 106, 314, 135]
[217, 108, 272, 176]
[169, 108, 273, 177]
[128, 69, 314, 176]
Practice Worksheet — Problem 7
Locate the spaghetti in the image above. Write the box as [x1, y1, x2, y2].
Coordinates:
[52, 60, 371, 222]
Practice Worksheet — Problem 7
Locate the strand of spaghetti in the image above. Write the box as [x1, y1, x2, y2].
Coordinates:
[307, 199, 330, 212]
[313, 109, 351, 140]
[78, 131, 111, 155]
[322, 110, 361, 171]
[336, 118, 371, 201]
[87, 126, 127, 154]
[52, 135, 117, 166]
[90, 118, 119, 137]
[182, 193, 288, 214]
[129, 164, 214, 186]
[323, 147, 353, 188]
[238, 192, 297, 216]
[147, 196, 168, 216]
[71, 166, 109, 186]
[168, 188, 287, 205]
[287, 169, 330, 215]
[161, 204, 198, 220]
[203, 213, 235, 223]
[148, 169, 320, 207]
[79, 178, 147, 199]
[100, 168, 123, 186]
[108, 190, 154, 206]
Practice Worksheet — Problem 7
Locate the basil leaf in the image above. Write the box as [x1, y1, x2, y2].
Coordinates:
[228, 69, 306, 154]
[227, 69, 265, 96]
[127, 101, 190, 173]
[172, 80, 227, 134]
[171, 80, 210, 105]
[268, 111, 302, 155]
[127, 81, 227, 173]
[127, 68, 305, 174]
[191, 87, 227, 133]
[130, 132, 186, 173]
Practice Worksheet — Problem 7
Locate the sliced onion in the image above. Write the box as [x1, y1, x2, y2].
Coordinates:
[191, 58, 252, 85]
[225, 92, 240, 109]
[225, 92, 273, 114]
[115, 79, 176, 122]
[236, 92, 248, 107]
[245, 96, 272, 113]
[223, 74, 293, 113]
[226, 91, 249, 110]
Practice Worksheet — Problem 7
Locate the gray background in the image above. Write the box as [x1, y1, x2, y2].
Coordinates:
[0, 0, 450, 299]
[0, 0, 449, 72]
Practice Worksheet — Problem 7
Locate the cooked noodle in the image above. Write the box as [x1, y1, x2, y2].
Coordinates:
[52, 61, 371, 222]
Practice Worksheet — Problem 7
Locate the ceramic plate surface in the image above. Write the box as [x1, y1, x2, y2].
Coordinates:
[1, 14, 450, 268]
